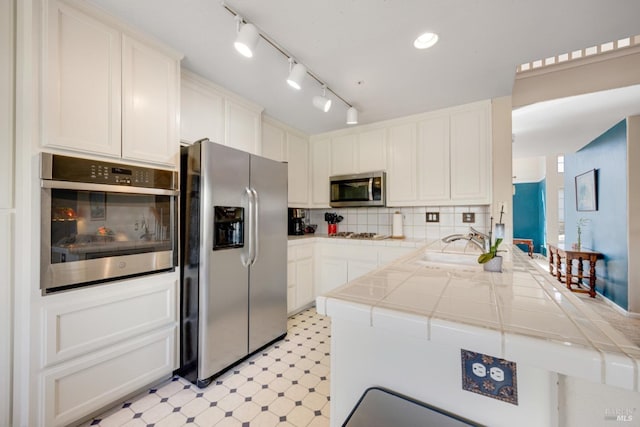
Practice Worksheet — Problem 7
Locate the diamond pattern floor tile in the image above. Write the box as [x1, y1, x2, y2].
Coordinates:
[80, 308, 330, 427]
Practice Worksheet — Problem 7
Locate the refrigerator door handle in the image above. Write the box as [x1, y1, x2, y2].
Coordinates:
[241, 186, 253, 267]
[250, 188, 259, 265]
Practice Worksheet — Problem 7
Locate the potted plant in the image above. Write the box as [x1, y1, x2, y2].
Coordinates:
[478, 210, 506, 272]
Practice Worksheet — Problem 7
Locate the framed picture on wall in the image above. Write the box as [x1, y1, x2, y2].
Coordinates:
[575, 169, 597, 211]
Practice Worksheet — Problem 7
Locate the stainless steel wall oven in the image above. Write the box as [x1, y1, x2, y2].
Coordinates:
[40, 153, 179, 293]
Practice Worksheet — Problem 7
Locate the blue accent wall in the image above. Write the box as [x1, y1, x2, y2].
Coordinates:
[513, 180, 545, 254]
[565, 120, 628, 309]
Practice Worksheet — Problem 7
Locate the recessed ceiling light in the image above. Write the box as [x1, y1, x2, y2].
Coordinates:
[414, 32, 439, 49]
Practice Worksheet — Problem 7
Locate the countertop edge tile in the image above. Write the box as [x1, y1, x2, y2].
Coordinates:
[371, 306, 429, 340]
[430, 317, 503, 358]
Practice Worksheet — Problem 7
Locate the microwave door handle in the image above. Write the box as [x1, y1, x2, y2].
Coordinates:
[368, 179, 373, 201]
[250, 188, 259, 265]
[241, 187, 253, 267]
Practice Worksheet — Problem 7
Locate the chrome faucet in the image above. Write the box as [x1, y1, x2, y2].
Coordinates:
[442, 227, 490, 252]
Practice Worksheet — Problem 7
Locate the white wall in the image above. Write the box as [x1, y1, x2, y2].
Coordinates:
[0, 1, 14, 425]
[513, 157, 545, 183]
[492, 96, 513, 244]
[627, 116, 640, 313]
[545, 155, 563, 247]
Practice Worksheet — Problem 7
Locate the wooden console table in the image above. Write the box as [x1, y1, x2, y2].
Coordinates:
[513, 238, 534, 258]
[548, 244, 603, 298]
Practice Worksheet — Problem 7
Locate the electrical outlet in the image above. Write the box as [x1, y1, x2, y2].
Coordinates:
[425, 212, 440, 223]
[462, 212, 475, 223]
[461, 349, 518, 405]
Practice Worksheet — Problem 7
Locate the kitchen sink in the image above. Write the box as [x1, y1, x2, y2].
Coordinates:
[414, 251, 481, 270]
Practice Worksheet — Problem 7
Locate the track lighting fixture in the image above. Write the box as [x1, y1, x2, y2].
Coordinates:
[286, 58, 306, 90]
[346, 107, 358, 125]
[223, 3, 357, 122]
[313, 86, 332, 112]
[234, 17, 259, 58]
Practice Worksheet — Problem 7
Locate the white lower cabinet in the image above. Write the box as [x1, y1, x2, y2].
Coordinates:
[314, 241, 414, 296]
[287, 242, 314, 314]
[38, 273, 178, 426]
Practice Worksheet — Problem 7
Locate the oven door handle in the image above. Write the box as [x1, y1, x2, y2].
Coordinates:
[41, 180, 179, 196]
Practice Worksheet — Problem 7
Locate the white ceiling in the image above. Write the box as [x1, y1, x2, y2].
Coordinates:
[88, 0, 640, 144]
[512, 84, 640, 158]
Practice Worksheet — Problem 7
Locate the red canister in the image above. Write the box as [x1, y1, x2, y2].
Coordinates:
[328, 223, 337, 235]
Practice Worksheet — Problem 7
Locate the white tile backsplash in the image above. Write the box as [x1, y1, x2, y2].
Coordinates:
[308, 205, 490, 238]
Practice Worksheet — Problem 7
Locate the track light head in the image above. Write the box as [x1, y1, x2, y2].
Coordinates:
[346, 107, 358, 125]
[313, 96, 332, 112]
[234, 20, 259, 58]
[287, 61, 306, 90]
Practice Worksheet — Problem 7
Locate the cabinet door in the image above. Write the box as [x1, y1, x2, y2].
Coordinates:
[287, 261, 296, 313]
[180, 77, 224, 145]
[347, 260, 378, 282]
[296, 257, 314, 308]
[417, 115, 450, 202]
[225, 99, 262, 155]
[262, 120, 287, 162]
[287, 133, 309, 206]
[450, 104, 491, 203]
[45, 0, 121, 156]
[310, 138, 331, 207]
[317, 258, 348, 295]
[386, 123, 417, 205]
[330, 134, 357, 176]
[122, 35, 179, 166]
[358, 128, 386, 172]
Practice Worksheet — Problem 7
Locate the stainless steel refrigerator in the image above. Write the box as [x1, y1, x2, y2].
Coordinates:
[179, 139, 288, 387]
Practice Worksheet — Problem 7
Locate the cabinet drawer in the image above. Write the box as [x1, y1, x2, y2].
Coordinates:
[42, 327, 175, 427]
[43, 275, 177, 366]
[296, 245, 314, 260]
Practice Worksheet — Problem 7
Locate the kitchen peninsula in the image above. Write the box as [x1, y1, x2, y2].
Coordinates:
[317, 245, 640, 427]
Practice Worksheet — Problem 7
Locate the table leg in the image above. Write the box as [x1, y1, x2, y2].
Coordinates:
[528, 242, 533, 258]
[588, 256, 597, 298]
[556, 253, 562, 282]
[549, 250, 554, 275]
[566, 257, 573, 290]
[577, 257, 584, 285]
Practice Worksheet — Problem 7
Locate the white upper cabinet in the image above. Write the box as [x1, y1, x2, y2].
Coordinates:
[287, 132, 309, 206]
[44, 0, 181, 166]
[330, 134, 357, 176]
[45, 0, 122, 157]
[416, 114, 450, 202]
[180, 73, 224, 145]
[358, 128, 386, 173]
[262, 120, 287, 162]
[180, 71, 263, 155]
[225, 98, 262, 155]
[310, 138, 330, 207]
[449, 102, 491, 204]
[121, 35, 179, 165]
[386, 122, 418, 205]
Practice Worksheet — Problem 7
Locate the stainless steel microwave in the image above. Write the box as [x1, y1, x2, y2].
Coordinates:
[330, 171, 386, 207]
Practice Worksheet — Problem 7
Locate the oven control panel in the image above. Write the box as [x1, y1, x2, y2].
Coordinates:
[41, 153, 177, 190]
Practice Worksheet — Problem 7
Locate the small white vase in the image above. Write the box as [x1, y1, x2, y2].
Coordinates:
[483, 256, 503, 272]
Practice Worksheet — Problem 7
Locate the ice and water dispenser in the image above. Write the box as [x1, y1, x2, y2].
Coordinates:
[213, 206, 244, 250]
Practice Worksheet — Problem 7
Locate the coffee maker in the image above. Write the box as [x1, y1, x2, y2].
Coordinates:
[288, 208, 305, 235]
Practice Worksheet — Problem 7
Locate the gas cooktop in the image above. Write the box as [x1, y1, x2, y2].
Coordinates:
[328, 231, 389, 240]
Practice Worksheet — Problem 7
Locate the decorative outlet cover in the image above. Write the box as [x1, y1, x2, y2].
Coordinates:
[461, 349, 518, 405]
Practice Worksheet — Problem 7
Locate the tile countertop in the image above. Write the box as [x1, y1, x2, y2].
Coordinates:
[287, 233, 428, 247]
[316, 244, 640, 392]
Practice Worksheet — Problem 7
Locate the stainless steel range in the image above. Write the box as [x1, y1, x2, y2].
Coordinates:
[40, 153, 178, 293]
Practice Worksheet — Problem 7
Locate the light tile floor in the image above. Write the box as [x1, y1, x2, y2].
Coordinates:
[80, 308, 330, 427]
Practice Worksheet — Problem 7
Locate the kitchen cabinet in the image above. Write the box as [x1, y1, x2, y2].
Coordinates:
[121, 35, 179, 165]
[386, 122, 418, 205]
[262, 119, 287, 162]
[181, 72, 224, 145]
[44, 0, 181, 166]
[180, 71, 263, 155]
[287, 242, 315, 314]
[331, 134, 357, 176]
[416, 114, 450, 202]
[38, 273, 178, 426]
[450, 102, 491, 203]
[358, 128, 387, 172]
[225, 98, 262, 155]
[317, 257, 348, 296]
[287, 131, 310, 206]
[310, 138, 331, 207]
